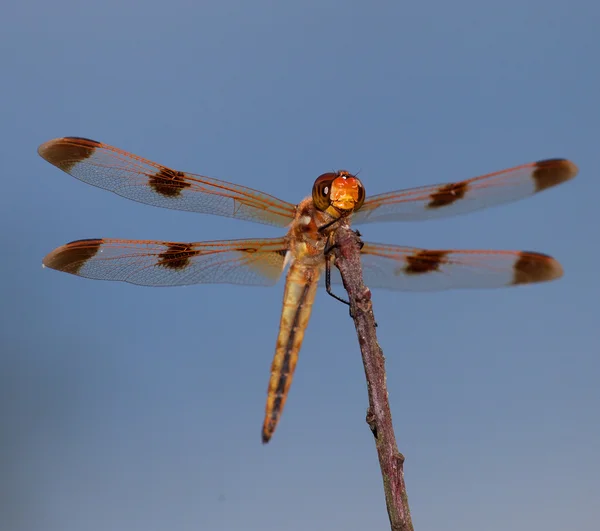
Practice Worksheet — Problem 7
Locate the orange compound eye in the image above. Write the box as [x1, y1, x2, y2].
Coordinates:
[330, 172, 365, 212]
[312, 172, 337, 211]
[357, 183, 365, 209]
[345, 175, 365, 210]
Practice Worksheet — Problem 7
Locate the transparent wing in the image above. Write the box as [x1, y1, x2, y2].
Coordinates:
[43, 237, 289, 287]
[352, 159, 577, 224]
[324, 242, 563, 291]
[38, 137, 297, 227]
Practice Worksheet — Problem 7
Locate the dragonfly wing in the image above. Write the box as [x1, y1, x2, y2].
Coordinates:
[352, 159, 577, 224]
[43, 237, 289, 287]
[324, 242, 563, 291]
[38, 137, 297, 227]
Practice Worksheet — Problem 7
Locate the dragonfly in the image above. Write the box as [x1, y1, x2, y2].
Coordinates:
[39, 137, 577, 443]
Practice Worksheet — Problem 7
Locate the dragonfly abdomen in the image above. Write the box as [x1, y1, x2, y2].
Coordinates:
[262, 263, 320, 443]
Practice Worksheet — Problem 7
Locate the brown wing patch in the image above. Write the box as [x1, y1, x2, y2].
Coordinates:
[148, 168, 192, 198]
[532, 159, 578, 192]
[38, 137, 100, 173]
[43, 238, 103, 274]
[157, 243, 198, 270]
[512, 252, 563, 285]
[427, 181, 469, 209]
[404, 250, 449, 275]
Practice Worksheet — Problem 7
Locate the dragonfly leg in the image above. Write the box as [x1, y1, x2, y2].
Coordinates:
[318, 212, 354, 234]
[318, 217, 340, 233]
[325, 257, 350, 306]
[324, 235, 350, 306]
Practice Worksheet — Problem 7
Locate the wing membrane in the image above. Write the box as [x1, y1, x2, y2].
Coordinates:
[43, 237, 288, 287]
[38, 137, 296, 227]
[325, 242, 563, 291]
[352, 159, 577, 224]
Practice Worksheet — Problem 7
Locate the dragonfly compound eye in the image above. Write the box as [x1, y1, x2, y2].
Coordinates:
[329, 172, 365, 212]
[312, 172, 337, 211]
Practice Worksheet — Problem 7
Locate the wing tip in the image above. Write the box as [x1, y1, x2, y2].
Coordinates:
[512, 251, 564, 285]
[533, 159, 578, 192]
[43, 238, 103, 275]
[38, 137, 101, 172]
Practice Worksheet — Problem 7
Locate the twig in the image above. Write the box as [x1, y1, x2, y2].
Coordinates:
[332, 223, 414, 531]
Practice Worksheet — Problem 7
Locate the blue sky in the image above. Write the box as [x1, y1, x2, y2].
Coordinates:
[1, 1, 598, 530]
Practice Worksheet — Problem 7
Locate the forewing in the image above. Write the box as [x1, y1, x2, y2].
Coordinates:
[352, 159, 577, 224]
[325, 242, 563, 291]
[43, 237, 288, 287]
[38, 137, 296, 227]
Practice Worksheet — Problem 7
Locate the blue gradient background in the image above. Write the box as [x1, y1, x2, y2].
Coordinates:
[1, 1, 598, 530]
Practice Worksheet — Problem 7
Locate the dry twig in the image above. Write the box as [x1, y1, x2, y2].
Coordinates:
[331, 222, 414, 531]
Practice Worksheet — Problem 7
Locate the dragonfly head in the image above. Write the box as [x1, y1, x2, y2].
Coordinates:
[312, 170, 365, 216]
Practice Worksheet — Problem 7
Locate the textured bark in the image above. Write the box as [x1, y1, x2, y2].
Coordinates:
[332, 223, 414, 531]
